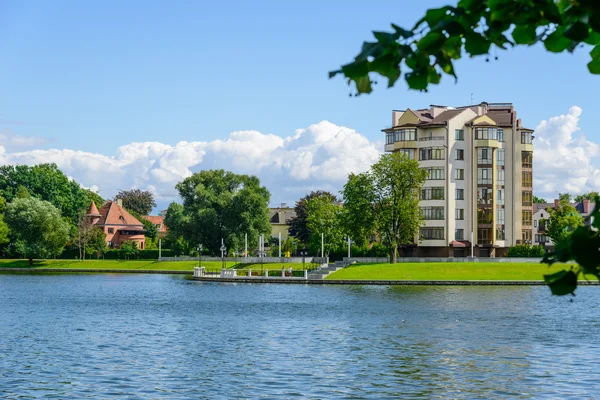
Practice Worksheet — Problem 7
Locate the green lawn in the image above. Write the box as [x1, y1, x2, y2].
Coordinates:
[235, 262, 311, 271]
[326, 262, 585, 281]
[0, 259, 238, 271]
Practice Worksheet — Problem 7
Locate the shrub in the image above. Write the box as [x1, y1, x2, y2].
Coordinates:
[507, 244, 545, 258]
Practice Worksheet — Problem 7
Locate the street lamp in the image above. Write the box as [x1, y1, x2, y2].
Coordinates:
[197, 244, 203, 268]
[220, 243, 227, 270]
[301, 250, 307, 270]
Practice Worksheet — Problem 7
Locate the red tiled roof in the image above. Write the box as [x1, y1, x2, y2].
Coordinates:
[96, 201, 144, 227]
[144, 215, 168, 233]
[86, 201, 101, 217]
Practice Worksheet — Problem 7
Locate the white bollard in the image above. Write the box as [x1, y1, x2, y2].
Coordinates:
[281, 268, 285, 277]
[264, 269, 268, 277]
[248, 269, 252, 277]
[194, 267, 199, 277]
[304, 270, 308, 280]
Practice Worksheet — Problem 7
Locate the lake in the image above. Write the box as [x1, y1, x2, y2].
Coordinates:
[1, 273, 599, 398]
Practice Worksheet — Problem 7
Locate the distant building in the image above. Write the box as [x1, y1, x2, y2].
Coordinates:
[533, 198, 596, 247]
[86, 199, 146, 249]
[143, 215, 168, 238]
[269, 203, 296, 241]
[383, 102, 534, 257]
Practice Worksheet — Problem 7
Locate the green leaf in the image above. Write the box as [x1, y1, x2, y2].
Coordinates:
[587, 58, 600, 74]
[591, 44, 600, 60]
[427, 67, 441, 84]
[417, 31, 446, 53]
[584, 31, 600, 45]
[371, 55, 402, 88]
[564, 21, 590, 42]
[512, 25, 538, 45]
[458, 0, 479, 9]
[424, 7, 450, 28]
[373, 31, 398, 43]
[544, 269, 578, 296]
[544, 28, 572, 53]
[354, 76, 373, 94]
[464, 32, 491, 56]
[443, 36, 463, 59]
[328, 69, 342, 79]
[405, 71, 428, 90]
[341, 60, 370, 79]
[570, 226, 600, 276]
[356, 41, 383, 61]
[391, 24, 413, 39]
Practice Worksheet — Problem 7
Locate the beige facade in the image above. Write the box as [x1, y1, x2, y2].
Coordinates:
[269, 205, 296, 241]
[383, 102, 534, 257]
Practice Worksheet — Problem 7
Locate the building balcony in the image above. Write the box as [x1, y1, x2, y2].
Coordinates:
[418, 136, 444, 142]
[384, 140, 417, 152]
[475, 139, 500, 148]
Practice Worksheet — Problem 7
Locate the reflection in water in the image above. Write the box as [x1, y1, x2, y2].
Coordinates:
[0, 274, 599, 398]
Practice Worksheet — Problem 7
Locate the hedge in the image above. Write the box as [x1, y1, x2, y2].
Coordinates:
[58, 248, 175, 260]
[506, 244, 545, 258]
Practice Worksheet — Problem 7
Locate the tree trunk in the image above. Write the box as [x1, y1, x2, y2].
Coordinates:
[28, 257, 33, 266]
[391, 245, 397, 264]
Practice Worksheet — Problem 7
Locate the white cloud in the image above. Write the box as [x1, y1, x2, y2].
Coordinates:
[0, 130, 49, 150]
[0, 121, 382, 210]
[534, 106, 600, 198]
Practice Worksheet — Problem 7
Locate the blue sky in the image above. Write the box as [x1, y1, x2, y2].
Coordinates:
[0, 0, 598, 208]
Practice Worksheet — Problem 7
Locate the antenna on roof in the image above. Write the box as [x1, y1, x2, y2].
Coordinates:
[470, 93, 474, 104]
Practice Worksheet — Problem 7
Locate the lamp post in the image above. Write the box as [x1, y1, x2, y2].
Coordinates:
[301, 250, 307, 270]
[197, 244, 203, 268]
[220, 243, 227, 270]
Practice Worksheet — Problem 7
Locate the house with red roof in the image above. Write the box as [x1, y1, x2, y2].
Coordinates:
[86, 199, 146, 249]
[143, 215, 168, 238]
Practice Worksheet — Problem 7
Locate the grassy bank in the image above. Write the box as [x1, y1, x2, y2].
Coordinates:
[326, 262, 584, 281]
[0, 259, 238, 271]
[235, 263, 312, 271]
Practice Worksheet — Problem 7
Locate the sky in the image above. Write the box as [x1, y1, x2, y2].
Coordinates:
[0, 0, 599, 212]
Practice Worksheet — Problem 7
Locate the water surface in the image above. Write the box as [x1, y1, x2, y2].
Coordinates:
[1, 273, 599, 398]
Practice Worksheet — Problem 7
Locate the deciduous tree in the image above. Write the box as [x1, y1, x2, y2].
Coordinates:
[541, 200, 584, 245]
[574, 191, 599, 202]
[305, 195, 344, 256]
[288, 191, 337, 245]
[533, 195, 547, 204]
[5, 197, 70, 265]
[115, 189, 156, 216]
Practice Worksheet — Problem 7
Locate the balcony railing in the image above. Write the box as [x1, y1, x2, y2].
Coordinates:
[419, 136, 445, 141]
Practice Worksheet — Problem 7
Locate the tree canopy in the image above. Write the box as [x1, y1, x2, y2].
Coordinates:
[288, 191, 338, 245]
[331, 0, 600, 94]
[533, 195, 547, 204]
[574, 191, 599, 202]
[4, 197, 70, 264]
[166, 170, 271, 255]
[342, 153, 427, 263]
[115, 189, 156, 215]
[305, 195, 344, 256]
[541, 200, 584, 245]
[0, 163, 103, 225]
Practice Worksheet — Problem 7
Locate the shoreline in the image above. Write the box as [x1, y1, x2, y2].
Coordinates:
[1, 268, 598, 286]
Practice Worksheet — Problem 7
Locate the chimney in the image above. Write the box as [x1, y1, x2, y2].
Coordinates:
[281, 203, 287, 208]
[583, 198, 590, 214]
[554, 199, 560, 209]
[116, 198, 123, 207]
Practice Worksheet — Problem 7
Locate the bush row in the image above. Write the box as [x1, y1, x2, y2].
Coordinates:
[506, 244, 545, 258]
[58, 249, 176, 260]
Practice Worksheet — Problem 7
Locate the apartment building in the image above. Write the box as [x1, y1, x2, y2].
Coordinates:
[383, 102, 534, 257]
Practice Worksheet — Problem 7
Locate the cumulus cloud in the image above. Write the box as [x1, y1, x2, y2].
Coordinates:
[534, 106, 600, 198]
[0, 121, 382, 210]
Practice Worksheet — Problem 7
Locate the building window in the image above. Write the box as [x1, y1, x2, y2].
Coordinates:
[498, 129, 504, 142]
[478, 208, 493, 224]
[477, 168, 493, 184]
[419, 147, 445, 161]
[497, 169, 505, 186]
[497, 208, 505, 224]
[521, 131, 533, 144]
[455, 129, 464, 140]
[522, 229, 532, 243]
[522, 151, 532, 168]
[478, 228, 492, 245]
[456, 189, 464, 200]
[399, 149, 415, 159]
[496, 227, 505, 240]
[386, 129, 417, 144]
[108, 228, 114, 234]
[455, 168, 464, 180]
[455, 229, 464, 240]
[534, 220, 537, 227]
[420, 187, 445, 200]
[522, 210, 533, 225]
[478, 188, 492, 205]
[107, 241, 113, 248]
[475, 127, 498, 140]
[455, 149, 464, 160]
[535, 234, 547, 243]
[386, 132, 394, 144]
[421, 206, 445, 220]
[522, 191, 532, 207]
[423, 167, 445, 180]
[497, 148, 505, 166]
[455, 208, 464, 220]
[477, 147, 493, 164]
[522, 171, 532, 187]
[420, 227, 444, 240]
[497, 188, 505, 205]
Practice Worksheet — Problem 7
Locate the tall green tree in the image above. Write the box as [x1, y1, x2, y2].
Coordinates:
[288, 191, 337, 245]
[558, 192, 572, 203]
[167, 170, 271, 255]
[342, 153, 427, 263]
[5, 197, 70, 265]
[533, 195, 547, 204]
[331, 0, 600, 94]
[0, 163, 103, 225]
[541, 200, 584, 245]
[305, 195, 344, 256]
[574, 191, 599, 202]
[115, 189, 156, 215]
[341, 173, 377, 247]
